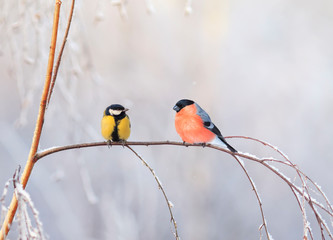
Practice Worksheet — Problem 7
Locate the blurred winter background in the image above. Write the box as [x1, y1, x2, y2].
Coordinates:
[1, 0, 333, 239]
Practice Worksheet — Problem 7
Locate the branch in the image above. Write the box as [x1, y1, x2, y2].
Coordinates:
[126, 146, 179, 240]
[232, 155, 271, 239]
[11, 139, 333, 239]
[34, 140, 333, 213]
[35, 142, 333, 208]
[34, 141, 228, 162]
[47, 0, 76, 106]
[227, 136, 333, 238]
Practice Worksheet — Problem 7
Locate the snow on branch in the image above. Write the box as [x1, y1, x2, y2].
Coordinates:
[32, 139, 333, 239]
[1, 139, 332, 239]
[1, 167, 46, 240]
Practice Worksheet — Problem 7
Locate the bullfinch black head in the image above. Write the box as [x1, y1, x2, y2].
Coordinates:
[173, 99, 195, 112]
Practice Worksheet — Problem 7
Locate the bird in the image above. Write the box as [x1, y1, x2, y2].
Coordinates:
[101, 104, 131, 143]
[173, 99, 237, 152]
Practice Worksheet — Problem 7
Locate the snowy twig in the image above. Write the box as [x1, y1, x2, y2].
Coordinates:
[1, 167, 45, 240]
[125, 145, 179, 240]
[27, 139, 333, 239]
[230, 136, 313, 238]
[232, 155, 271, 239]
[14, 180, 46, 240]
[0, 180, 10, 226]
[227, 136, 333, 239]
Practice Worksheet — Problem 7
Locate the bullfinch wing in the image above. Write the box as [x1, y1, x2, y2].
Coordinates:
[195, 103, 237, 152]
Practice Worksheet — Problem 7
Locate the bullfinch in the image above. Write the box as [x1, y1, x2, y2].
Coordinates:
[173, 99, 237, 152]
[101, 104, 131, 142]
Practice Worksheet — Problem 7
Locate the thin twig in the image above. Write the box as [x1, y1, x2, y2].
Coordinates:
[232, 155, 271, 239]
[15, 183, 46, 240]
[125, 145, 179, 240]
[227, 136, 333, 238]
[47, 0, 76, 107]
[229, 136, 313, 238]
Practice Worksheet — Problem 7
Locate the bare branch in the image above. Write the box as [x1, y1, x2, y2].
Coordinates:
[232, 155, 271, 239]
[227, 136, 333, 238]
[18, 139, 333, 239]
[126, 145, 179, 240]
[47, 0, 76, 107]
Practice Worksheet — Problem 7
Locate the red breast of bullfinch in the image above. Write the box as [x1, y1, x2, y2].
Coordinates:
[173, 99, 237, 153]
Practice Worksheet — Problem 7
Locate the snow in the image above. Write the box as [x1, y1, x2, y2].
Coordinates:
[37, 145, 61, 153]
[15, 183, 46, 240]
[241, 152, 260, 159]
[267, 164, 292, 183]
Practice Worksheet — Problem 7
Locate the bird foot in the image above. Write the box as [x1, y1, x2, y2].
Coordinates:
[107, 140, 112, 148]
[120, 140, 127, 148]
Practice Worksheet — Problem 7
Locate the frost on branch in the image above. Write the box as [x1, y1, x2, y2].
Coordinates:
[14, 183, 47, 240]
[0, 180, 10, 225]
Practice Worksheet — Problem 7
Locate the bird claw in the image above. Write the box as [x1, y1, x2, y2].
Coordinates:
[107, 140, 112, 148]
[120, 140, 127, 148]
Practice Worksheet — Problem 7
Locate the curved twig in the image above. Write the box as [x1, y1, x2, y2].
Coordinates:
[125, 145, 179, 240]
[232, 155, 271, 239]
[228, 136, 333, 211]
[227, 136, 314, 238]
[227, 136, 333, 239]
